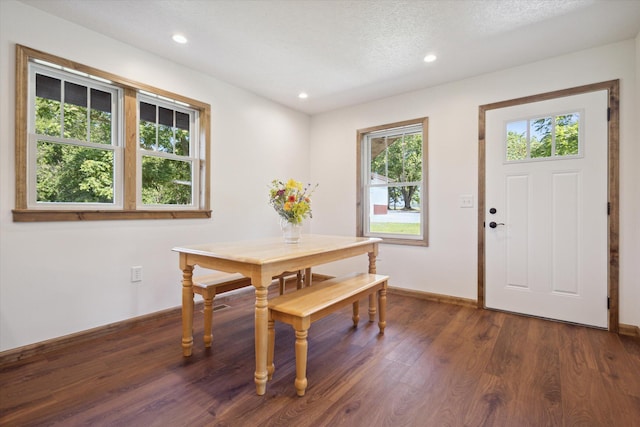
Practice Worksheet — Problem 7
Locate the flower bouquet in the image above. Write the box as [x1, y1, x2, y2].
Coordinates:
[269, 179, 317, 242]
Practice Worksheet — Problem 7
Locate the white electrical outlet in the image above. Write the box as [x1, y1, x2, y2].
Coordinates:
[459, 195, 474, 208]
[131, 266, 143, 282]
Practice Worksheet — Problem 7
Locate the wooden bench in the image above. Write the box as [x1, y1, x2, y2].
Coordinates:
[191, 269, 308, 348]
[191, 271, 252, 347]
[267, 272, 388, 396]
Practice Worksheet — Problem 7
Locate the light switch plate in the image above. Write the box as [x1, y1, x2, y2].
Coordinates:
[459, 195, 474, 208]
[131, 266, 143, 282]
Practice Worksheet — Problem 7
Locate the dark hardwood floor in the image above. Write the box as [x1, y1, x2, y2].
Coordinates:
[1, 285, 639, 426]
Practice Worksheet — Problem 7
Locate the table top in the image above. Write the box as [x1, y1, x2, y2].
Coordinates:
[173, 234, 381, 265]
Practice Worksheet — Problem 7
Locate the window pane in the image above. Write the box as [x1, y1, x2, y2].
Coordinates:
[141, 156, 192, 205]
[157, 123, 173, 153]
[384, 136, 404, 182]
[175, 111, 190, 156]
[64, 82, 88, 141]
[174, 127, 190, 156]
[139, 101, 156, 122]
[91, 88, 111, 113]
[530, 117, 552, 158]
[400, 133, 423, 182]
[63, 102, 88, 141]
[90, 89, 112, 145]
[506, 120, 527, 160]
[158, 106, 173, 127]
[370, 136, 389, 179]
[65, 81, 87, 108]
[370, 133, 422, 182]
[555, 113, 579, 156]
[36, 140, 114, 203]
[157, 107, 174, 153]
[369, 185, 421, 235]
[139, 120, 156, 150]
[36, 73, 61, 102]
[176, 111, 189, 130]
[35, 96, 61, 137]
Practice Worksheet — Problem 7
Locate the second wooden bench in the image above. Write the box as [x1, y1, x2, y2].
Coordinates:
[267, 272, 388, 396]
[191, 270, 308, 349]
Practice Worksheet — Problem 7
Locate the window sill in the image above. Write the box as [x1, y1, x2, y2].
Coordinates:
[361, 235, 428, 246]
[12, 209, 212, 222]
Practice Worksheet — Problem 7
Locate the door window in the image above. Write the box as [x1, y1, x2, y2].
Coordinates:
[505, 112, 581, 162]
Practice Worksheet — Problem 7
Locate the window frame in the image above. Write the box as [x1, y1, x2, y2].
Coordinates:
[356, 117, 429, 246]
[13, 44, 211, 222]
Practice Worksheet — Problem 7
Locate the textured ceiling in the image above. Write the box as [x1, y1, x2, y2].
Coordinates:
[19, 0, 640, 114]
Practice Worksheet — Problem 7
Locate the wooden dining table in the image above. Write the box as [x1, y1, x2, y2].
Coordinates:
[173, 234, 381, 395]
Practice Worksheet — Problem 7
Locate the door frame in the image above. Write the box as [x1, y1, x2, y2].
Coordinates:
[477, 80, 620, 332]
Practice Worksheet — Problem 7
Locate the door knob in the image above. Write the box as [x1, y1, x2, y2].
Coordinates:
[489, 221, 505, 228]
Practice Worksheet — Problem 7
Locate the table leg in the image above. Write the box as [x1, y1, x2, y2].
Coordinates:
[181, 265, 195, 356]
[378, 285, 387, 334]
[254, 277, 271, 395]
[368, 250, 378, 322]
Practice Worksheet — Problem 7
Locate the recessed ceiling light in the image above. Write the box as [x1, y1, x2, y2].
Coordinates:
[298, 92, 308, 99]
[172, 34, 188, 44]
[423, 54, 437, 63]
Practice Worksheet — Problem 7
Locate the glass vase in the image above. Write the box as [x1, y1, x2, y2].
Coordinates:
[281, 219, 302, 244]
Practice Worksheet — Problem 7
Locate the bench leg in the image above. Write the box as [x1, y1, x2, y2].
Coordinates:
[378, 285, 387, 334]
[352, 301, 360, 327]
[294, 328, 309, 396]
[296, 270, 303, 289]
[304, 268, 312, 287]
[267, 316, 275, 380]
[202, 288, 216, 347]
[368, 293, 377, 322]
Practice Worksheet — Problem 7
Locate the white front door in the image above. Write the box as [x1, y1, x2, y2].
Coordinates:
[485, 90, 608, 328]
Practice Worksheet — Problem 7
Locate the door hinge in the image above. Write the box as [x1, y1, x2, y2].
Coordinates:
[607, 202, 611, 215]
[607, 107, 611, 121]
[607, 297, 610, 309]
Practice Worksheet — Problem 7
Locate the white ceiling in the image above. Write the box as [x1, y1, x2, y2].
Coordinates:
[20, 0, 640, 115]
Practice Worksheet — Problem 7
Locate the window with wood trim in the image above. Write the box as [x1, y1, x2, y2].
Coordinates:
[13, 45, 211, 221]
[357, 117, 429, 246]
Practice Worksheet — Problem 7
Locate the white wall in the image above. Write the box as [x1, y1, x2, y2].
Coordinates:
[0, 1, 310, 351]
[309, 40, 639, 328]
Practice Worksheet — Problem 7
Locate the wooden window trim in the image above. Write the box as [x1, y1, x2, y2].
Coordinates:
[13, 44, 211, 222]
[356, 117, 429, 246]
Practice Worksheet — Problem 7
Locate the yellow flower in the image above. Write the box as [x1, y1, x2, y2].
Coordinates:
[285, 178, 299, 191]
